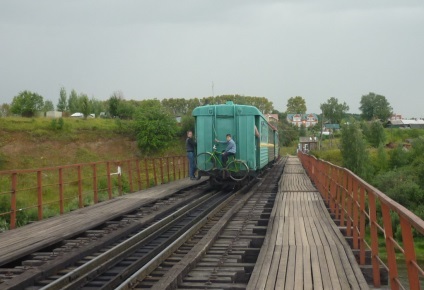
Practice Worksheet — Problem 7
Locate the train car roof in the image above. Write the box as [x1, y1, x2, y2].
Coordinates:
[192, 101, 264, 117]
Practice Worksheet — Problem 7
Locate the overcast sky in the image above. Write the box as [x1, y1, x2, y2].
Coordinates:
[1, 0, 423, 117]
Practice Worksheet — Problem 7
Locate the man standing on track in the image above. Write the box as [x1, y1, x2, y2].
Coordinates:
[186, 130, 197, 180]
[215, 133, 236, 166]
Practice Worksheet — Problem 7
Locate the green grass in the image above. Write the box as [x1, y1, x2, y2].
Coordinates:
[280, 145, 297, 156]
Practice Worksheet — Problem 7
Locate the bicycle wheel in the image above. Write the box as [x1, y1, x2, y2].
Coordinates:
[226, 160, 249, 181]
[196, 152, 215, 172]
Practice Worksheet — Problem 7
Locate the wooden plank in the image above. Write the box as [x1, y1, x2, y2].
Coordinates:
[315, 194, 370, 289]
[303, 246, 313, 290]
[274, 245, 289, 289]
[284, 245, 297, 290]
[247, 191, 281, 290]
[316, 217, 356, 290]
[263, 194, 284, 290]
[294, 246, 304, 289]
[264, 244, 281, 290]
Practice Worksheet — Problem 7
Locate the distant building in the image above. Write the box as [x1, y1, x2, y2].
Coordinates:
[387, 119, 424, 129]
[390, 114, 402, 120]
[265, 114, 279, 129]
[46, 111, 63, 118]
[287, 113, 318, 127]
[265, 114, 279, 123]
[298, 136, 318, 152]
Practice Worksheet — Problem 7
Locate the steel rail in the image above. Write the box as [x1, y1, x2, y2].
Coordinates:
[39, 191, 219, 290]
[116, 184, 251, 290]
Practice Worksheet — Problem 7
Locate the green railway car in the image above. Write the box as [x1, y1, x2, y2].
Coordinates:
[192, 101, 279, 185]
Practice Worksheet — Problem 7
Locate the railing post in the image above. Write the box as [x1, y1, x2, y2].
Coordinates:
[352, 178, 359, 249]
[117, 162, 122, 196]
[58, 168, 64, 215]
[167, 157, 170, 183]
[178, 157, 181, 180]
[399, 216, 420, 290]
[106, 162, 112, 199]
[10, 172, 17, 230]
[368, 193, 381, 287]
[381, 203, 399, 290]
[346, 173, 353, 237]
[136, 159, 142, 190]
[127, 160, 134, 192]
[359, 186, 366, 265]
[340, 171, 347, 228]
[37, 170, 43, 220]
[159, 158, 164, 184]
[153, 159, 158, 186]
[172, 156, 176, 181]
[330, 167, 337, 217]
[144, 159, 150, 188]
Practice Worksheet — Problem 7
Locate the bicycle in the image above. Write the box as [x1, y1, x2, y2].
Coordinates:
[195, 145, 249, 181]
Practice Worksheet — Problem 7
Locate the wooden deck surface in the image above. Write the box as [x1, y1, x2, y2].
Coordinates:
[248, 156, 369, 290]
[0, 177, 205, 266]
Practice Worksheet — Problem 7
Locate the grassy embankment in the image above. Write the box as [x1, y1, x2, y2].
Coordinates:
[0, 117, 186, 230]
[0, 117, 185, 170]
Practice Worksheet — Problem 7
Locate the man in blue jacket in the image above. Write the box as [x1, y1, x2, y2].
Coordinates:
[215, 133, 236, 166]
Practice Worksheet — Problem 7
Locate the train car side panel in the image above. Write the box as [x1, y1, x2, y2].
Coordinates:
[259, 116, 270, 169]
[236, 115, 256, 170]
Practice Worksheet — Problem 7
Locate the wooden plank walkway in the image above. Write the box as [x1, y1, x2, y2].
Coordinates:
[248, 156, 369, 290]
[0, 177, 205, 266]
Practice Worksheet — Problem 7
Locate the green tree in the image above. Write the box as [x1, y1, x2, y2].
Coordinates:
[286, 96, 307, 114]
[10, 90, 44, 117]
[411, 138, 424, 189]
[68, 89, 79, 113]
[161, 98, 189, 116]
[90, 97, 104, 117]
[0, 103, 11, 117]
[365, 120, 386, 148]
[57, 87, 67, 112]
[186, 98, 201, 113]
[79, 94, 90, 118]
[389, 144, 410, 169]
[373, 167, 423, 213]
[340, 119, 371, 178]
[320, 97, 349, 124]
[374, 143, 388, 174]
[43, 100, 54, 113]
[180, 114, 195, 136]
[108, 92, 122, 118]
[277, 112, 299, 146]
[134, 100, 178, 154]
[359, 92, 393, 121]
[117, 100, 136, 119]
[299, 124, 307, 137]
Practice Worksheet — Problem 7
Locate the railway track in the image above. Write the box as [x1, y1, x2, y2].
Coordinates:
[126, 158, 285, 289]
[1, 183, 212, 289]
[1, 158, 286, 290]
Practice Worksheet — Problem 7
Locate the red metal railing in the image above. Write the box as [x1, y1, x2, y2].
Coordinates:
[0, 156, 188, 230]
[298, 152, 424, 290]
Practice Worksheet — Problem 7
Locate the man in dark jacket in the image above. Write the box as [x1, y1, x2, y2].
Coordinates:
[186, 130, 197, 180]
